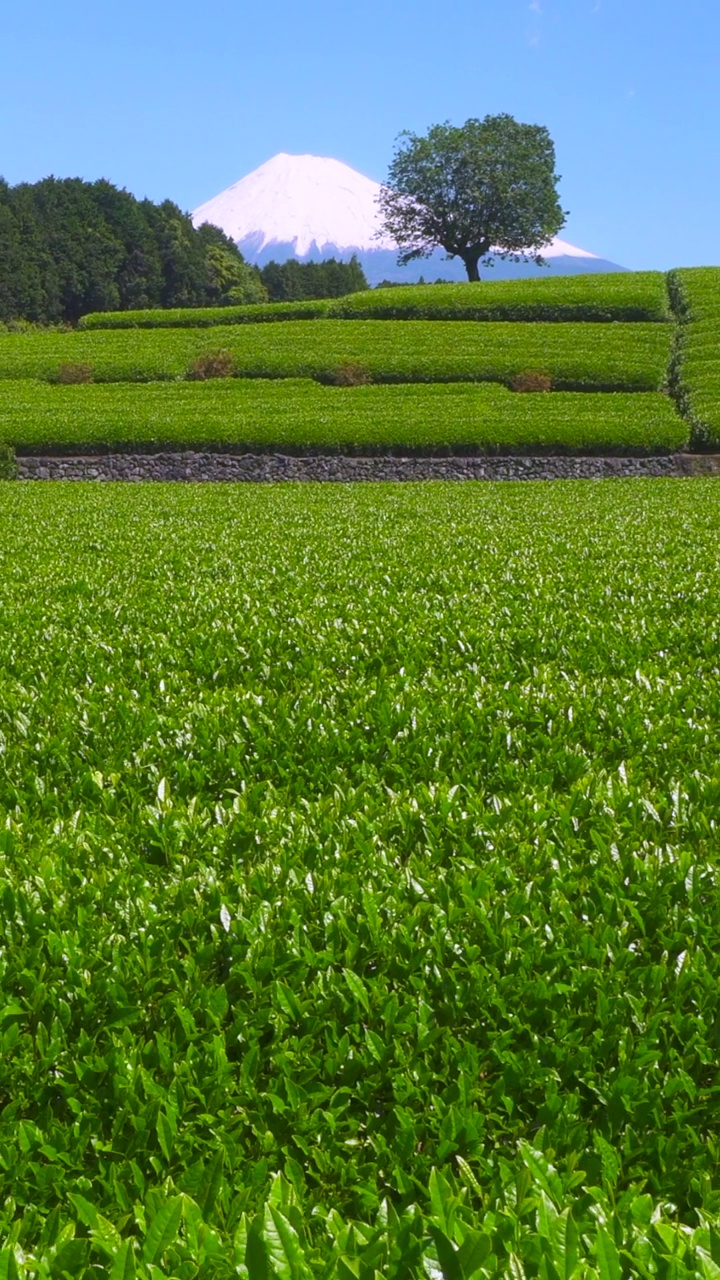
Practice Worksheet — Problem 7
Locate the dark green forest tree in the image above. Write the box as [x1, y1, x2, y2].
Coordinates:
[0, 177, 266, 322]
[378, 114, 567, 282]
[259, 255, 368, 301]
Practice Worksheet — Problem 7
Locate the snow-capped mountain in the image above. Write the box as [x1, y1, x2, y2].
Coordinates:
[192, 153, 624, 284]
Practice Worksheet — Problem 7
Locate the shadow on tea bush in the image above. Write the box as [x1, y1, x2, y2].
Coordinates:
[186, 349, 236, 380]
[54, 361, 94, 384]
[510, 369, 553, 392]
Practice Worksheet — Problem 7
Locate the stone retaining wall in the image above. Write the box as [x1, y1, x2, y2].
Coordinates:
[17, 452, 691, 483]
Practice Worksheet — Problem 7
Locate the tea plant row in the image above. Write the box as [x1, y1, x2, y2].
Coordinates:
[0, 379, 687, 452]
[669, 267, 720, 446]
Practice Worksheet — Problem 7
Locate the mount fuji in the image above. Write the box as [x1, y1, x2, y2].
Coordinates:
[192, 153, 625, 285]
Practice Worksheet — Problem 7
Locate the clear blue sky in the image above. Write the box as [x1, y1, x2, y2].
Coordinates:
[1, 0, 717, 270]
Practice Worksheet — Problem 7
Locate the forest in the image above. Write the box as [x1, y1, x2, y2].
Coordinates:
[0, 177, 368, 323]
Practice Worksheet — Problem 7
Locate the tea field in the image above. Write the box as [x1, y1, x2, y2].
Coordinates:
[3, 481, 720, 1277]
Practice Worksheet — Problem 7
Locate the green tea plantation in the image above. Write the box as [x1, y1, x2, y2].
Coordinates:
[2, 481, 720, 1278]
[2, 268, 719, 455]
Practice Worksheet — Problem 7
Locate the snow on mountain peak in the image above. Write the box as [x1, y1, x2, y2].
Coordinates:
[192, 153, 396, 257]
[192, 152, 598, 262]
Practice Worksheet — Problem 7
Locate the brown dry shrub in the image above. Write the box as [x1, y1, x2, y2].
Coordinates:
[326, 361, 373, 386]
[186, 348, 235, 381]
[509, 369, 553, 392]
[56, 361, 93, 384]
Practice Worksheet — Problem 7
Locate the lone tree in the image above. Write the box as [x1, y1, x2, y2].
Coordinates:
[377, 114, 567, 282]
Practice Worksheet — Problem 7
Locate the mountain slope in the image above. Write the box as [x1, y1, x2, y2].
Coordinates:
[192, 153, 625, 283]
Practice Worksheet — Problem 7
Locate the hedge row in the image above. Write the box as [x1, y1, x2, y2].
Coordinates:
[0, 321, 672, 390]
[668, 268, 720, 446]
[0, 378, 687, 453]
[78, 271, 671, 329]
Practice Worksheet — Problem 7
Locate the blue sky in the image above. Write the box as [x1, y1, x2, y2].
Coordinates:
[1, 0, 717, 270]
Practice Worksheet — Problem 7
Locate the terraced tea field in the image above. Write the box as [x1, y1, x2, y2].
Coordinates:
[0, 269, 699, 455]
[3, 481, 720, 1277]
[0, 319, 671, 389]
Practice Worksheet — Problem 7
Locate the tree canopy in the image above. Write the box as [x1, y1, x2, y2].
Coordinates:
[0, 177, 266, 323]
[378, 114, 567, 282]
[260, 255, 368, 301]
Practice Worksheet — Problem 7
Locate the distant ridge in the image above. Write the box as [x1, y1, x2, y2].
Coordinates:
[192, 153, 626, 284]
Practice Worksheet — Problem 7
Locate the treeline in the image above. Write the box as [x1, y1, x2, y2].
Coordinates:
[0, 177, 266, 323]
[259, 256, 367, 301]
[0, 176, 369, 323]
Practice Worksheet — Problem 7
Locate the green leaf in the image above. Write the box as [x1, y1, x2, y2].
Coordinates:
[631, 1195, 653, 1227]
[263, 1204, 308, 1279]
[593, 1134, 621, 1188]
[697, 1248, 720, 1280]
[142, 1195, 183, 1264]
[427, 1226, 462, 1280]
[91, 1212, 123, 1259]
[156, 1110, 174, 1162]
[246, 1213, 269, 1280]
[68, 1188, 122, 1257]
[233, 1212, 251, 1280]
[196, 1146, 225, 1219]
[110, 1241, 137, 1280]
[595, 1227, 621, 1280]
[560, 1211, 579, 1280]
[343, 968, 370, 1013]
[274, 981, 302, 1021]
[508, 1253, 527, 1280]
[455, 1157, 483, 1199]
[429, 1168, 455, 1236]
[457, 1230, 491, 1276]
[538, 1189, 558, 1241]
[519, 1142, 563, 1205]
[0, 1251, 19, 1280]
[54, 1239, 91, 1274]
[68, 1192, 98, 1229]
[337, 1259, 361, 1280]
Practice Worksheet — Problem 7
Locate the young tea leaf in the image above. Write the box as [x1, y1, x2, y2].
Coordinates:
[142, 1196, 183, 1265]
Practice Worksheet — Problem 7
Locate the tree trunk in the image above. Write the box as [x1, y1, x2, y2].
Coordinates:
[462, 255, 481, 282]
